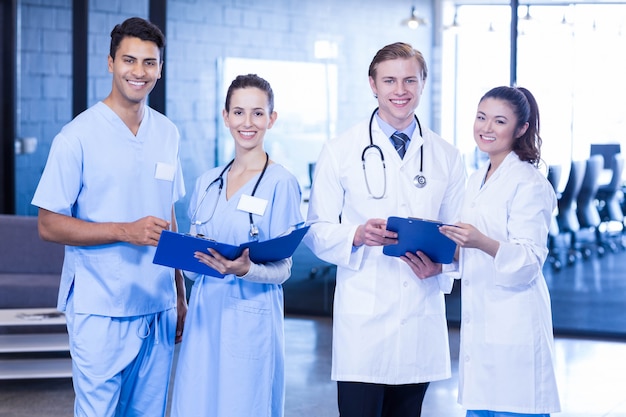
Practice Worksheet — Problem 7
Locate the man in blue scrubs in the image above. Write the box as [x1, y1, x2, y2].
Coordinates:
[31, 17, 186, 417]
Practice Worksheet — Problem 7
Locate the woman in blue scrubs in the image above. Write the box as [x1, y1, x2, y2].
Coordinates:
[170, 74, 303, 417]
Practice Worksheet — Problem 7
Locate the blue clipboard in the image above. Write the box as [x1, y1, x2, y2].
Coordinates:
[382, 216, 456, 264]
[153, 226, 310, 278]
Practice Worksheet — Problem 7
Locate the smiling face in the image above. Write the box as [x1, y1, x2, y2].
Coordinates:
[107, 36, 162, 107]
[222, 87, 277, 152]
[474, 97, 528, 167]
[369, 57, 425, 131]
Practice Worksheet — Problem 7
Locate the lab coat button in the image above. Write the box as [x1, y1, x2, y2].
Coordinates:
[463, 279, 470, 286]
[465, 355, 470, 362]
[403, 281, 408, 288]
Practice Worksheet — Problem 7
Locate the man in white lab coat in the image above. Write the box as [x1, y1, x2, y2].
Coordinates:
[304, 42, 466, 417]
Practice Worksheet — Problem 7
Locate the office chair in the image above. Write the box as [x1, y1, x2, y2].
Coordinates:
[547, 165, 565, 270]
[596, 153, 625, 251]
[590, 143, 621, 169]
[556, 160, 586, 265]
[575, 154, 605, 258]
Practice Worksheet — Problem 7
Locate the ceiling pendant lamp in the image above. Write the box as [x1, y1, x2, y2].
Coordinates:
[401, 6, 428, 29]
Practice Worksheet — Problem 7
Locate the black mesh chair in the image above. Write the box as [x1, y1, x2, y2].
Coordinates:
[596, 153, 625, 251]
[597, 153, 624, 221]
[547, 165, 565, 270]
[556, 160, 586, 264]
[575, 154, 605, 258]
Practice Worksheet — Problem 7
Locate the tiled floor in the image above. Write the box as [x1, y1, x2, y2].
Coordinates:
[2, 249, 626, 417]
[283, 317, 626, 417]
[546, 250, 626, 338]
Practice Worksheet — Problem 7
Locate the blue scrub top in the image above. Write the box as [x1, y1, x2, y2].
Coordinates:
[32, 102, 185, 317]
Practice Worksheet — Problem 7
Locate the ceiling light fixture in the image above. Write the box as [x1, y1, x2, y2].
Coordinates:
[518, 4, 533, 35]
[444, 8, 461, 33]
[521, 4, 532, 22]
[401, 6, 428, 29]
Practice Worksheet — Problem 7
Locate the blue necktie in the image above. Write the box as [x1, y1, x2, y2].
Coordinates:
[391, 132, 409, 159]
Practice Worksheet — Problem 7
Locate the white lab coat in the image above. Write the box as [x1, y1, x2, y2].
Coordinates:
[304, 116, 467, 384]
[457, 152, 561, 413]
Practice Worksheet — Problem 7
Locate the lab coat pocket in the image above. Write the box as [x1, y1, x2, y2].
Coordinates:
[334, 268, 376, 315]
[224, 296, 271, 360]
[484, 288, 533, 346]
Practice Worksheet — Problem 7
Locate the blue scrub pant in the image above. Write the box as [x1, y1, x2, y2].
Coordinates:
[467, 411, 550, 417]
[66, 290, 176, 417]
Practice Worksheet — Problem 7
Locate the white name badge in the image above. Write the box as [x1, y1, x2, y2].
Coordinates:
[237, 194, 268, 216]
[155, 162, 176, 181]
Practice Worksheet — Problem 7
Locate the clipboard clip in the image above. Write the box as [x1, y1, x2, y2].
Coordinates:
[407, 217, 458, 228]
[408, 217, 442, 225]
[185, 233, 216, 242]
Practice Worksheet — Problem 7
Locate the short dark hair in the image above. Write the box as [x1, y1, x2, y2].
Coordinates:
[224, 74, 275, 113]
[368, 42, 428, 81]
[109, 17, 165, 61]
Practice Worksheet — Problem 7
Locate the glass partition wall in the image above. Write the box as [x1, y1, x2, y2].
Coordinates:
[440, 2, 626, 187]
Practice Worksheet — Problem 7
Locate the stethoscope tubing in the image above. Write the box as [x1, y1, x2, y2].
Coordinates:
[362, 108, 426, 199]
[190, 152, 269, 241]
[189, 161, 232, 227]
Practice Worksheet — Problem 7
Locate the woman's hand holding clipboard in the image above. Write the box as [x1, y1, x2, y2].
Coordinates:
[382, 216, 457, 264]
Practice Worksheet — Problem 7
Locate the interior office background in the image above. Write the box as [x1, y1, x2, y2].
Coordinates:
[1, 0, 625, 227]
[0, 0, 626, 228]
[2, 0, 442, 231]
[2, 3, 626, 415]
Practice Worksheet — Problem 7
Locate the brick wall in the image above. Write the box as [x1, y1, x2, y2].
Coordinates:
[15, 0, 437, 230]
[16, 0, 73, 214]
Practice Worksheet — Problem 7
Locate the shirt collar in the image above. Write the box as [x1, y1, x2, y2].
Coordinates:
[374, 111, 417, 139]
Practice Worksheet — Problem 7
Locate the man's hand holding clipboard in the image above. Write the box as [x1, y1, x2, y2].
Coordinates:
[382, 216, 457, 264]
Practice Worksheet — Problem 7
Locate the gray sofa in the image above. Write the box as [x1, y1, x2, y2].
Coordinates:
[0, 214, 64, 309]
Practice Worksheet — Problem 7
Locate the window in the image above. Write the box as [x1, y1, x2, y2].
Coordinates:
[218, 57, 338, 192]
[442, 3, 626, 185]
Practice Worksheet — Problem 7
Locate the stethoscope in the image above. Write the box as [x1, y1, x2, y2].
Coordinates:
[189, 152, 269, 241]
[361, 108, 426, 199]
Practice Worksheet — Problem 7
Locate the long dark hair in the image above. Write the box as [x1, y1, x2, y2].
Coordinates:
[480, 86, 542, 167]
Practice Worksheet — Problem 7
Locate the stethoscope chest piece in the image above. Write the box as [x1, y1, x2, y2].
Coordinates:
[413, 174, 427, 188]
[249, 223, 260, 241]
[363, 107, 427, 197]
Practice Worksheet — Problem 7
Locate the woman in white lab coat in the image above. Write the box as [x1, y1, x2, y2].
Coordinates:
[440, 86, 561, 416]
